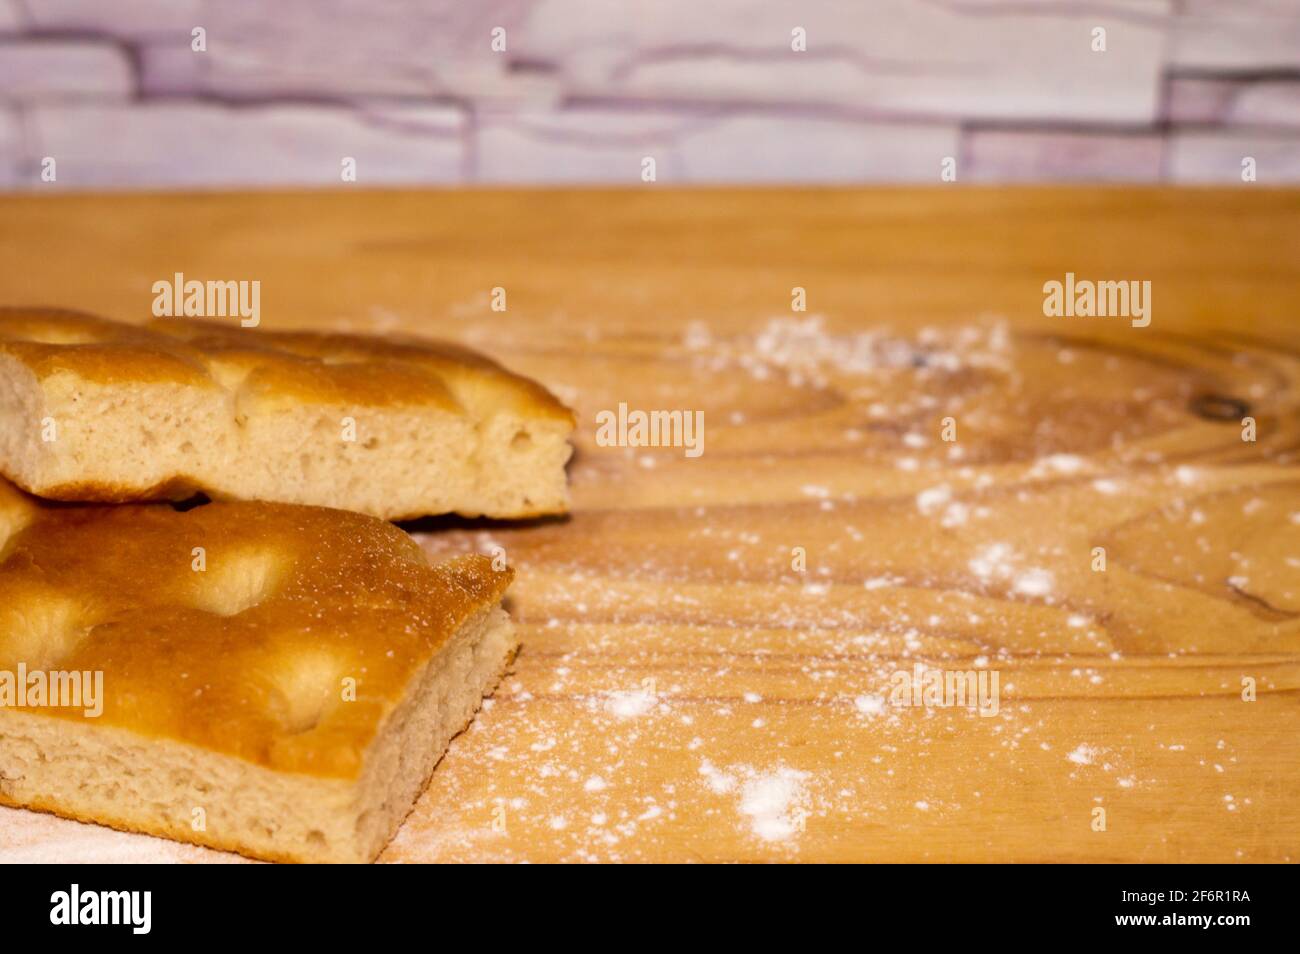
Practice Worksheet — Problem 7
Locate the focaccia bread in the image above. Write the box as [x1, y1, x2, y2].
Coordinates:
[0, 307, 575, 520]
[0, 479, 517, 863]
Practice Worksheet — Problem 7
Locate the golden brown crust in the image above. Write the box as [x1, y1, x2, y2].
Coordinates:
[0, 308, 216, 387]
[150, 317, 575, 422]
[0, 480, 514, 781]
[0, 307, 573, 420]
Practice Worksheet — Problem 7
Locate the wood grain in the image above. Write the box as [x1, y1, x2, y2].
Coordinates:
[0, 187, 1297, 862]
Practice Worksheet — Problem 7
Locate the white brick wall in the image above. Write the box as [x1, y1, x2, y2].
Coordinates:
[476, 110, 959, 183]
[0, 2, 23, 33]
[964, 130, 1164, 182]
[1167, 78, 1300, 129]
[31, 104, 465, 187]
[22, 0, 205, 38]
[135, 1, 528, 100]
[0, 0, 1297, 186]
[1169, 131, 1300, 183]
[0, 41, 133, 102]
[524, 0, 1170, 124]
[1170, 0, 1300, 70]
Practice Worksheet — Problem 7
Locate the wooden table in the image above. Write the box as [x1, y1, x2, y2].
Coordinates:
[0, 188, 1297, 862]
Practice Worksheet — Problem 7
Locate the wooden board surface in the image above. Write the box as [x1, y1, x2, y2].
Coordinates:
[0, 187, 1297, 863]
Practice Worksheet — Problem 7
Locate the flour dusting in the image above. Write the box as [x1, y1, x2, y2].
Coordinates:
[698, 760, 813, 844]
[605, 687, 658, 719]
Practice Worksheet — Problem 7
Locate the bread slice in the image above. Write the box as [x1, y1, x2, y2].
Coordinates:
[0, 479, 517, 863]
[0, 308, 575, 520]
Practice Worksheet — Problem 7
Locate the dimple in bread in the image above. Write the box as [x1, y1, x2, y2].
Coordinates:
[0, 479, 518, 863]
[0, 307, 575, 520]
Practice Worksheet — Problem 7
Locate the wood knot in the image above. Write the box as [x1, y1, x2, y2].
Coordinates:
[1189, 393, 1249, 422]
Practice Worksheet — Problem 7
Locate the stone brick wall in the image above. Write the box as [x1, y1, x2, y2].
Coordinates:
[2, 0, 1298, 188]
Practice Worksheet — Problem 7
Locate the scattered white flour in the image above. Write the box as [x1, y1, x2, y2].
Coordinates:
[698, 760, 737, 795]
[1067, 744, 1099, 766]
[864, 575, 903, 591]
[699, 760, 812, 843]
[685, 315, 1012, 388]
[683, 321, 713, 350]
[749, 316, 917, 380]
[739, 768, 811, 842]
[968, 544, 1054, 598]
[1013, 568, 1055, 597]
[940, 502, 970, 528]
[854, 694, 886, 717]
[916, 485, 953, 515]
[605, 687, 657, 718]
[969, 543, 1014, 581]
[584, 776, 608, 793]
[1035, 454, 1087, 475]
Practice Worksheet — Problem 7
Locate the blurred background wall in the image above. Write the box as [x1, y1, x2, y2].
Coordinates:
[1, 0, 1298, 189]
